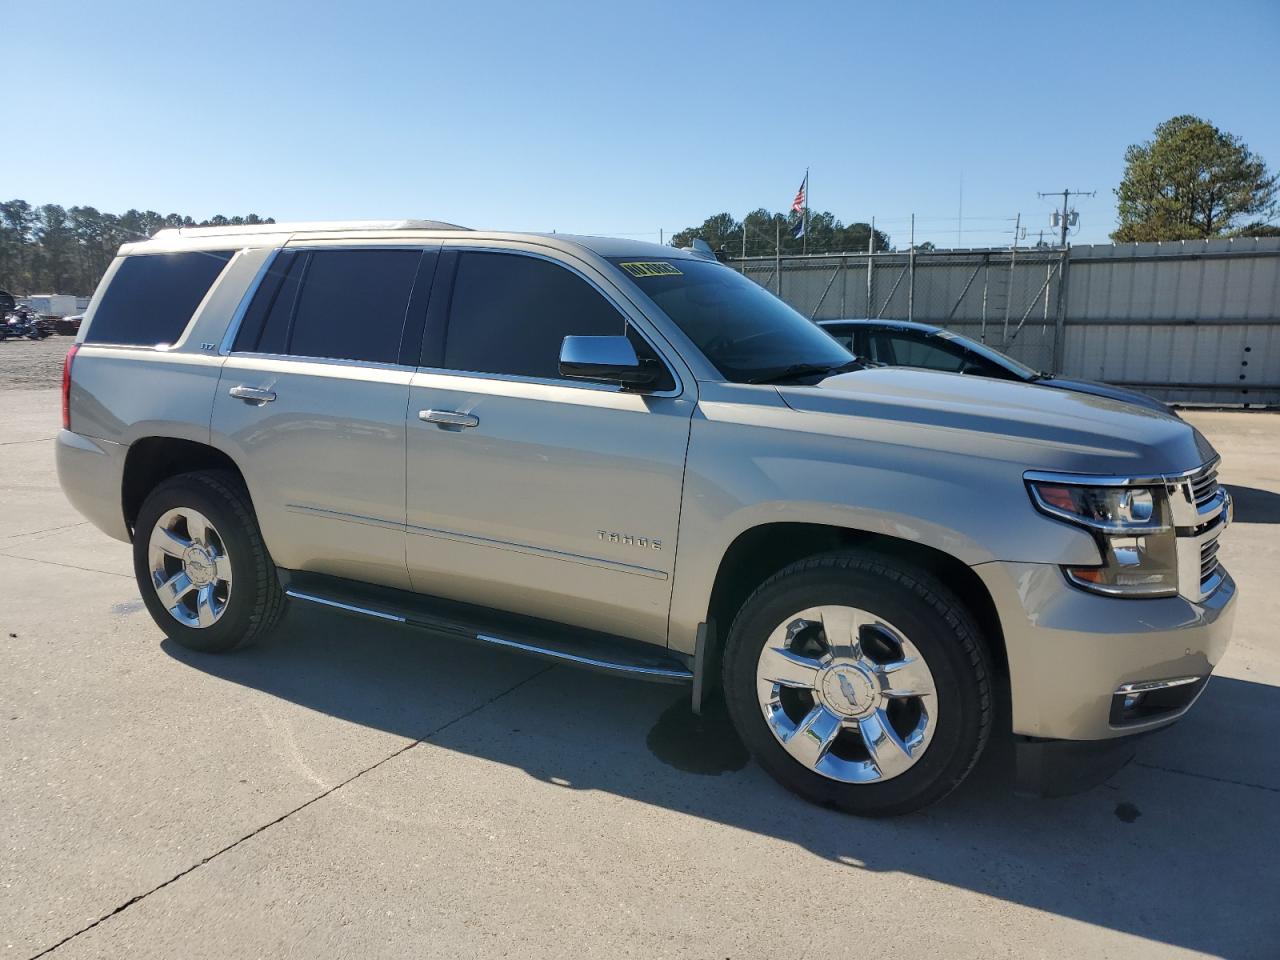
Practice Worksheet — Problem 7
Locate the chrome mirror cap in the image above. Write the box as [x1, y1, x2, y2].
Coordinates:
[559, 335, 654, 386]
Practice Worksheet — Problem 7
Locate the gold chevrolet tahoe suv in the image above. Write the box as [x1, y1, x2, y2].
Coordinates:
[56, 220, 1237, 815]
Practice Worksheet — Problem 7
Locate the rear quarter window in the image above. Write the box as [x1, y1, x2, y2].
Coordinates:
[85, 251, 235, 347]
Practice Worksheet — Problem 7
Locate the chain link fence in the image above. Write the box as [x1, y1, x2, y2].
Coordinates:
[737, 248, 1067, 374]
[731, 238, 1280, 405]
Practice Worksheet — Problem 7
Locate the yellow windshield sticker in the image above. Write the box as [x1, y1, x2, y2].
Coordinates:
[619, 261, 683, 278]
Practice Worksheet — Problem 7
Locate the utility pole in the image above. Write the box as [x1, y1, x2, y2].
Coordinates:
[1004, 213, 1021, 342]
[908, 213, 916, 322]
[775, 220, 781, 295]
[1039, 188, 1095, 247]
[866, 216, 875, 316]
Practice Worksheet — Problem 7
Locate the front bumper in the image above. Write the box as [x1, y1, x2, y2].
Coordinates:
[974, 560, 1237, 741]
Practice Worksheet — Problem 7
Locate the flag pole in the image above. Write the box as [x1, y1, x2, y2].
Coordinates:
[802, 167, 809, 256]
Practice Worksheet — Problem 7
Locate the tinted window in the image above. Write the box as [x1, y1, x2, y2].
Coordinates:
[444, 252, 628, 379]
[936, 329, 1038, 379]
[233, 251, 305, 355]
[290, 250, 421, 363]
[874, 332, 966, 372]
[232, 249, 421, 363]
[86, 251, 234, 346]
[824, 328, 856, 352]
[608, 257, 851, 383]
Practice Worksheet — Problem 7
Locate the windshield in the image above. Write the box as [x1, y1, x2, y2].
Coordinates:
[935, 328, 1041, 378]
[608, 257, 853, 383]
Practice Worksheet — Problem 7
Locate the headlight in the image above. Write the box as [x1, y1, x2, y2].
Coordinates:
[1026, 476, 1178, 597]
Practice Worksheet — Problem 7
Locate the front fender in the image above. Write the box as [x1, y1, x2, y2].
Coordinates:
[667, 400, 1099, 654]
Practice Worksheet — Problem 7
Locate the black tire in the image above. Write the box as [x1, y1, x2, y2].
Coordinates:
[133, 470, 285, 653]
[722, 550, 992, 817]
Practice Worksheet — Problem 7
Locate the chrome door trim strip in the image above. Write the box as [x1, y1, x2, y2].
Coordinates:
[405, 522, 668, 580]
[286, 589, 406, 622]
[285, 503, 405, 531]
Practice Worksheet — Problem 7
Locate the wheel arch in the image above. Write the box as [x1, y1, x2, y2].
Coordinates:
[122, 436, 250, 539]
[703, 521, 1008, 686]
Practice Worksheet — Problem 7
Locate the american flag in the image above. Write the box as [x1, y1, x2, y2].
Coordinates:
[791, 174, 807, 213]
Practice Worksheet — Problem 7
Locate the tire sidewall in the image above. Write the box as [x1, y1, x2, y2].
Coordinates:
[723, 557, 988, 816]
[132, 474, 263, 653]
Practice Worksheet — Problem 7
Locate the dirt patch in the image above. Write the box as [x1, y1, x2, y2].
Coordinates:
[0, 336, 73, 390]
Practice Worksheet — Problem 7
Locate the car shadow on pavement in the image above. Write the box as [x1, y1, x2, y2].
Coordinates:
[1226, 484, 1280, 523]
[166, 603, 1280, 958]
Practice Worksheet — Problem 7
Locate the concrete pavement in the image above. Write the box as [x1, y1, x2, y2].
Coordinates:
[2, 385, 1277, 958]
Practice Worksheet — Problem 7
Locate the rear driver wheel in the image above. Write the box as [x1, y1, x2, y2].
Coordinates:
[722, 551, 992, 816]
[133, 471, 285, 653]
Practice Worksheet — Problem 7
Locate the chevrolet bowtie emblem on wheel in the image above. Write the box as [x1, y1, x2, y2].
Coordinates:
[836, 671, 863, 709]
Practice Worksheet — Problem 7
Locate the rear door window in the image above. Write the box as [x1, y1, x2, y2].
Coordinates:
[85, 251, 235, 346]
[233, 248, 423, 364]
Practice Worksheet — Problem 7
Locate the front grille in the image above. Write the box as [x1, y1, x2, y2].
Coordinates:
[1200, 534, 1222, 585]
[1190, 464, 1219, 509]
[1173, 461, 1228, 601]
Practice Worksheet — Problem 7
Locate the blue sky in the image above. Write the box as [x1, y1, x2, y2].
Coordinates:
[8, 0, 1279, 249]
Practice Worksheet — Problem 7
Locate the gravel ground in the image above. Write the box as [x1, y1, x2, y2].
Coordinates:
[0, 334, 73, 390]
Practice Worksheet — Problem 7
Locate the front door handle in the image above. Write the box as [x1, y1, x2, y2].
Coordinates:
[229, 385, 277, 405]
[419, 409, 478, 429]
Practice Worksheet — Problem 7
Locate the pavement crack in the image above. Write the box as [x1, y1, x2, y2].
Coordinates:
[0, 550, 132, 579]
[26, 664, 555, 959]
[0, 436, 55, 446]
[1133, 760, 1280, 794]
[0, 520, 89, 543]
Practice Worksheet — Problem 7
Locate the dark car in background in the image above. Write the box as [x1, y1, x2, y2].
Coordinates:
[818, 318, 1172, 415]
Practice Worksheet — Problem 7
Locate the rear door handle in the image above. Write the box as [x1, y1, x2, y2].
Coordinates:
[419, 409, 478, 429]
[229, 385, 277, 404]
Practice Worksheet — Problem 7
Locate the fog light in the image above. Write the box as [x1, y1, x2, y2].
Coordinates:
[1123, 693, 1144, 712]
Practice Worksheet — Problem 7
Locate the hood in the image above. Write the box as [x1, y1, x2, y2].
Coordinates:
[773, 367, 1215, 476]
[1038, 375, 1172, 415]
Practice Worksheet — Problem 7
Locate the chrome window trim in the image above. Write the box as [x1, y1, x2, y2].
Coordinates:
[433, 244, 685, 400]
[221, 350, 419, 374]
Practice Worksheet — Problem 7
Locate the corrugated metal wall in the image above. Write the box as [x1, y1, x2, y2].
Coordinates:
[731, 237, 1280, 405]
[1063, 240, 1280, 405]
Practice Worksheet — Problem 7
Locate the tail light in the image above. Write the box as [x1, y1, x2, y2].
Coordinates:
[61, 343, 79, 430]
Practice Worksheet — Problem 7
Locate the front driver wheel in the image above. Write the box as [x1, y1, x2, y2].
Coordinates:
[722, 551, 992, 816]
[133, 471, 285, 653]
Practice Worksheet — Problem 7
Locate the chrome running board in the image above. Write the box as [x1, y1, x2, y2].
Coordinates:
[282, 574, 693, 685]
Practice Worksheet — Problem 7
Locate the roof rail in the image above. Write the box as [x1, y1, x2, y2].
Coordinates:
[150, 219, 470, 240]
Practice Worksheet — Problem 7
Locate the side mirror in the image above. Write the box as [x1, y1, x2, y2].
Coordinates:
[559, 335, 656, 388]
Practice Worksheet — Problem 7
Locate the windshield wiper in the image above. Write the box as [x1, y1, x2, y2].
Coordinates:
[747, 360, 862, 384]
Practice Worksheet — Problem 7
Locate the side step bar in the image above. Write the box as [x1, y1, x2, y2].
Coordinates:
[281, 571, 693, 685]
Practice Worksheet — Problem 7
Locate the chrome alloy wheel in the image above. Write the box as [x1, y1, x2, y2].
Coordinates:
[755, 605, 938, 783]
[147, 507, 233, 628]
